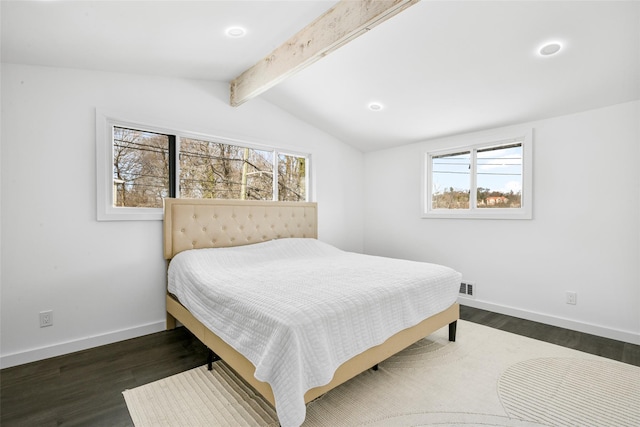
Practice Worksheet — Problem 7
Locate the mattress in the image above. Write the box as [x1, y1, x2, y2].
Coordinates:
[168, 238, 461, 427]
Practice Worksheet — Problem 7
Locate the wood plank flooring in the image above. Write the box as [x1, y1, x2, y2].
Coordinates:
[1, 327, 208, 426]
[460, 306, 640, 366]
[1, 305, 638, 426]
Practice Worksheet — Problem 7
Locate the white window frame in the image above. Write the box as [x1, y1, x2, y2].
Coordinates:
[96, 110, 312, 221]
[422, 129, 533, 220]
[96, 111, 170, 221]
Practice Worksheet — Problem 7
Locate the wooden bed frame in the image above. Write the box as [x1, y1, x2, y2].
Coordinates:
[163, 198, 459, 407]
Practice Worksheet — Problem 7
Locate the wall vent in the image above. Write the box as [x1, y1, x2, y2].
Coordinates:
[459, 281, 475, 298]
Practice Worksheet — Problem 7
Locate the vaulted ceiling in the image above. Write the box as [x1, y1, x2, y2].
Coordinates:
[2, 1, 638, 152]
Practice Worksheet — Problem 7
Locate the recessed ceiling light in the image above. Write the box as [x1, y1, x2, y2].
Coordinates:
[368, 102, 384, 111]
[225, 27, 247, 38]
[538, 42, 562, 56]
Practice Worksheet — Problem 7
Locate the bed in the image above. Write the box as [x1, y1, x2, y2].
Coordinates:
[163, 198, 460, 427]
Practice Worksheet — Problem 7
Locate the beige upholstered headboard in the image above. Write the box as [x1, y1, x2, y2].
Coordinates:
[163, 198, 318, 259]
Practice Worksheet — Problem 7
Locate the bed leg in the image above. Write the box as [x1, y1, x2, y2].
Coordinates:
[372, 364, 379, 371]
[448, 320, 457, 342]
[207, 349, 214, 370]
[166, 312, 177, 330]
[207, 349, 221, 371]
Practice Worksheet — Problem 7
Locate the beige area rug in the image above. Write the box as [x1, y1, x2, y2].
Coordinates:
[123, 320, 640, 426]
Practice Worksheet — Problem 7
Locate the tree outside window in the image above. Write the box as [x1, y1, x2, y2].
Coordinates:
[111, 126, 309, 210]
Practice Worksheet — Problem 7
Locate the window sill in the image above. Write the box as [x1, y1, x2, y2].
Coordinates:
[422, 209, 532, 220]
[97, 207, 163, 221]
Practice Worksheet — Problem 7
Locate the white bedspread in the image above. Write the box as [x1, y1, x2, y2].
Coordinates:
[168, 238, 460, 427]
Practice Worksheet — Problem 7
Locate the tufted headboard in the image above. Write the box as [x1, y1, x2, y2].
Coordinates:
[163, 198, 318, 259]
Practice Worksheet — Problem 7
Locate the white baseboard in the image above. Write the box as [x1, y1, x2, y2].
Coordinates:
[0, 321, 166, 369]
[3, 302, 637, 369]
[460, 298, 640, 345]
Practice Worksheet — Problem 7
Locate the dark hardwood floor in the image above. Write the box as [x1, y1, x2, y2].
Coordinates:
[1, 306, 638, 426]
[0, 327, 208, 426]
[460, 306, 640, 367]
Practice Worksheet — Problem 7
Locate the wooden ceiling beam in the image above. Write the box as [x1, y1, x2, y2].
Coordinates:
[230, 0, 420, 107]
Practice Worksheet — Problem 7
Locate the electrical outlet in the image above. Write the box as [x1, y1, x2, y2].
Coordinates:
[566, 291, 577, 305]
[39, 310, 53, 327]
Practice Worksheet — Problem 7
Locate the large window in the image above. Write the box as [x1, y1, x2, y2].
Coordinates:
[423, 130, 532, 219]
[97, 112, 310, 220]
[179, 138, 275, 201]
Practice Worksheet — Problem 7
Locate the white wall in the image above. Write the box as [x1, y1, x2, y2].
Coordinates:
[2, 63, 637, 370]
[364, 101, 640, 344]
[0, 63, 364, 368]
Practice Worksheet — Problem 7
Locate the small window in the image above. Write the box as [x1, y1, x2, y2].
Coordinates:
[96, 110, 311, 221]
[423, 130, 532, 219]
[476, 143, 523, 210]
[431, 150, 471, 209]
[113, 127, 173, 208]
[278, 153, 307, 202]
